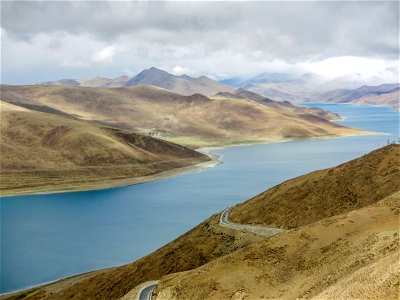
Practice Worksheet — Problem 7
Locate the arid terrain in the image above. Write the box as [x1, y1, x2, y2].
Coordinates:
[315, 83, 400, 111]
[0, 101, 211, 195]
[4, 145, 398, 300]
[1, 84, 372, 148]
[229, 144, 400, 228]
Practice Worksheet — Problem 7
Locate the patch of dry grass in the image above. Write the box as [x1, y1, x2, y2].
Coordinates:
[0, 101, 209, 195]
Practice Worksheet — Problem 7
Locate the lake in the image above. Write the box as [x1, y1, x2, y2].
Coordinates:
[1, 104, 399, 294]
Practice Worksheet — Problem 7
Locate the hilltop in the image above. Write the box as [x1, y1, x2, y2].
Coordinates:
[229, 144, 400, 228]
[0, 101, 211, 195]
[1, 84, 372, 148]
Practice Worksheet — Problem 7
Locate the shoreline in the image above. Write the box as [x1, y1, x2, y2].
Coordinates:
[0, 130, 381, 198]
[0, 155, 222, 198]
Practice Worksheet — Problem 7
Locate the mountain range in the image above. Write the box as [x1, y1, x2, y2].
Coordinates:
[41, 67, 235, 96]
[315, 83, 399, 110]
[40, 68, 399, 110]
[1, 84, 369, 150]
[220, 70, 398, 109]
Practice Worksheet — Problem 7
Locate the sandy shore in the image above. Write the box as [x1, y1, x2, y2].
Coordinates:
[0, 155, 222, 197]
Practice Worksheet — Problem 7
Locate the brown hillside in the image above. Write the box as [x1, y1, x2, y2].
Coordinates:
[154, 191, 399, 299]
[215, 88, 341, 121]
[0, 84, 372, 148]
[355, 91, 400, 111]
[0, 101, 210, 195]
[230, 144, 400, 228]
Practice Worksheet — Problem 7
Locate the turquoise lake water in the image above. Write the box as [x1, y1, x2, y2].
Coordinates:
[1, 103, 399, 293]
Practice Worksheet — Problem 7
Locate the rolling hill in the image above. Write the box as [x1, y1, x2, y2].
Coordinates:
[0, 101, 211, 195]
[154, 190, 399, 299]
[215, 88, 340, 120]
[229, 144, 400, 228]
[1, 84, 371, 148]
[5, 145, 398, 300]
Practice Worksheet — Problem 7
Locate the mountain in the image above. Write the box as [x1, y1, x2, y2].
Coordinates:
[226, 71, 399, 106]
[216, 88, 340, 120]
[79, 75, 130, 87]
[41, 78, 81, 86]
[154, 190, 399, 299]
[0, 101, 210, 195]
[249, 86, 312, 102]
[39, 68, 235, 96]
[124, 67, 235, 96]
[221, 72, 298, 88]
[316, 83, 399, 103]
[9, 145, 399, 299]
[242, 72, 298, 85]
[355, 91, 399, 111]
[1, 84, 371, 148]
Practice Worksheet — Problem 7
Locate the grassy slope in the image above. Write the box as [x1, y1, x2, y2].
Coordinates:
[230, 144, 400, 228]
[0, 101, 210, 195]
[155, 191, 399, 299]
[0, 85, 372, 148]
[4, 145, 398, 300]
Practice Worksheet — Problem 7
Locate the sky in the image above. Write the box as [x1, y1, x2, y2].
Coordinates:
[1, 1, 399, 85]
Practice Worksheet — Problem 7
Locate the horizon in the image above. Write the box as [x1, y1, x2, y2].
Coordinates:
[2, 66, 399, 91]
[1, 1, 399, 85]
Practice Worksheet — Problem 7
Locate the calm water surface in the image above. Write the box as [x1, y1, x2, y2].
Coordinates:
[1, 104, 399, 293]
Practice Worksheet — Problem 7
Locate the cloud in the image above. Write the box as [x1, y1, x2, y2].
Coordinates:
[91, 46, 116, 63]
[298, 56, 399, 81]
[61, 57, 90, 69]
[1, 1, 398, 84]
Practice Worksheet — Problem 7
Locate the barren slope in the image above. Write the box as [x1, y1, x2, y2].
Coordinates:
[354, 91, 399, 111]
[1, 84, 372, 148]
[216, 88, 340, 120]
[0, 101, 210, 195]
[154, 191, 399, 299]
[230, 144, 400, 228]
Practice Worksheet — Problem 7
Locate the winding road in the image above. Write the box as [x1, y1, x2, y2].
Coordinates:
[136, 206, 285, 299]
[137, 281, 158, 300]
[219, 206, 286, 237]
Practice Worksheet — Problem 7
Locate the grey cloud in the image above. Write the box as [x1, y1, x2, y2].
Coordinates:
[2, 1, 398, 59]
[1, 1, 398, 84]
